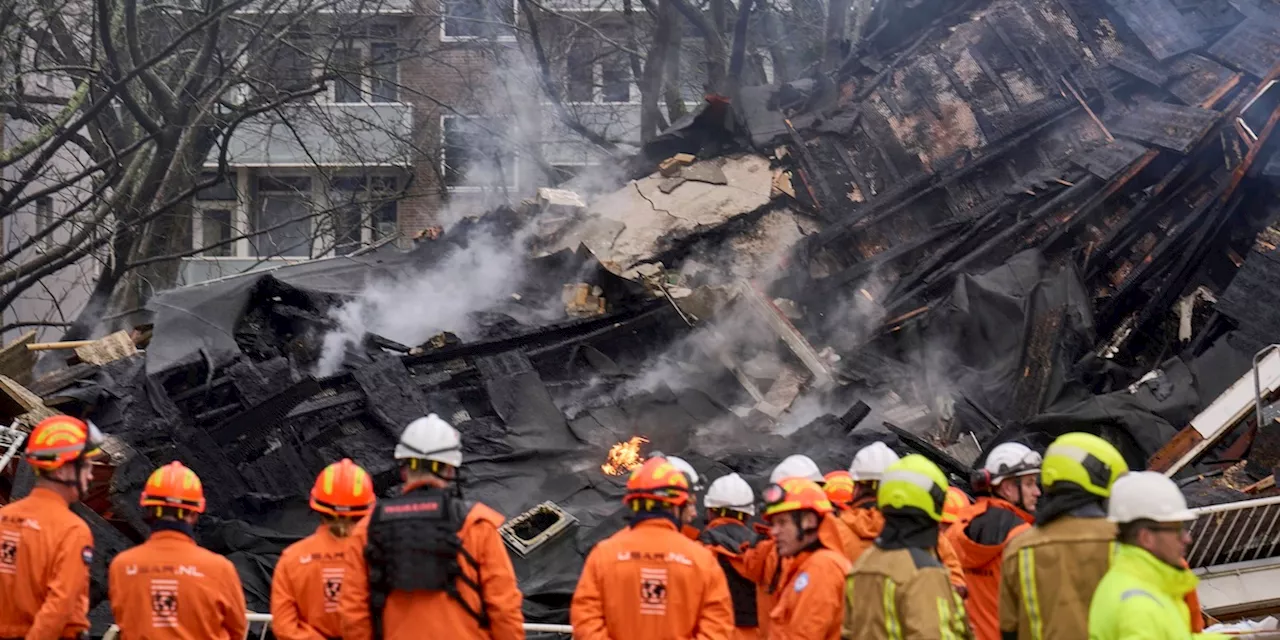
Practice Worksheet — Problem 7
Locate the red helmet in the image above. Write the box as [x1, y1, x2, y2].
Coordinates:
[25, 415, 104, 471]
[763, 477, 835, 520]
[624, 458, 691, 507]
[310, 458, 376, 518]
[823, 470, 855, 506]
[140, 461, 206, 514]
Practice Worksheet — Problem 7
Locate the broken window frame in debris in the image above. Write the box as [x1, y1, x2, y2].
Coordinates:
[440, 114, 520, 191]
[498, 501, 579, 557]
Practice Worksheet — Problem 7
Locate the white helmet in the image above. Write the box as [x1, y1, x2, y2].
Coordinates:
[704, 473, 756, 515]
[666, 456, 702, 491]
[395, 414, 463, 468]
[770, 454, 824, 483]
[984, 442, 1042, 484]
[1108, 471, 1196, 524]
[849, 442, 901, 482]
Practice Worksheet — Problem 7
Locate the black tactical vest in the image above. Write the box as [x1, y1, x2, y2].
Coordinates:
[364, 487, 488, 637]
[699, 522, 759, 628]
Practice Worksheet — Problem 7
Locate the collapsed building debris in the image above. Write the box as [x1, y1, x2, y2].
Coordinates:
[3, 0, 1280, 630]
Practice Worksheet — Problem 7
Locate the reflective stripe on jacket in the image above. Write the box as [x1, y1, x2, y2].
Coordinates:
[943, 498, 1032, 640]
[1086, 544, 1228, 640]
[998, 515, 1114, 640]
[843, 545, 973, 640]
[838, 507, 966, 592]
[0, 488, 94, 640]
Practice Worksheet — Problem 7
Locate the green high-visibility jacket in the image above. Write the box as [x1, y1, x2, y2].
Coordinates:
[1087, 544, 1227, 640]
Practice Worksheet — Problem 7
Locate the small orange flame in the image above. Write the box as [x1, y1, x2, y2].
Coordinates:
[602, 436, 649, 476]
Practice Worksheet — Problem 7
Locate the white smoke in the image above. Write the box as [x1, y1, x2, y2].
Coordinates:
[314, 225, 533, 376]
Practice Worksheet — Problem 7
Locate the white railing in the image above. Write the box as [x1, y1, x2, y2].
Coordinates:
[102, 613, 572, 639]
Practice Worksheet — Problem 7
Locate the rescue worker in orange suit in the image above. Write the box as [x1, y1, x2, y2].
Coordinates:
[664, 455, 705, 541]
[108, 461, 248, 640]
[339, 414, 524, 640]
[572, 456, 733, 640]
[941, 487, 972, 534]
[0, 415, 105, 640]
[739, 455, 826, 638]
[841, 443, 967, 596]
[998, 433, 1128, 640]
[944, 442, 1041, 640]
[272, 459, 376, 640]
[760, 477, 851, 640]
[699, 473, 761, 640]
[843, 455, 972, 640]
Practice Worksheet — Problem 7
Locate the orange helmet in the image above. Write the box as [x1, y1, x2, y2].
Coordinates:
[823, 470, 855, 506]
[310, 458, 376, 517]
[942, 486, 971, 524]
[624, 457, 691, 507]
[25, 415, 104, 471]
[140, 461, 206, 514]
[763, 477, 834, 520]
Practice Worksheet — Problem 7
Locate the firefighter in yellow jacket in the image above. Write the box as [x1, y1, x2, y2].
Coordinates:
[999, 432, 1128, 640]
[843, 455, 971, 640]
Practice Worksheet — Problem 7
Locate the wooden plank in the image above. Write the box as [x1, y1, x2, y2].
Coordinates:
[1105, 0, 1205, 60]
[0, 375, 57, 427]
[1110, 102, 1221, 153]
[1208, 20, 1280, 78]
[1157, 348, 1280, 475]
[1168, 54, 1238, 106]
[72, 331, 137, 366]
[0, 332, 37, 386]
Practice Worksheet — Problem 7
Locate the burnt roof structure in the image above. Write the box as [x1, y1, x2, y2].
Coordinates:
[4, 0, 1280, 633]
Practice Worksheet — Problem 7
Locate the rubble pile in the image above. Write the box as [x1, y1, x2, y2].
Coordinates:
[2, 0, 1280, 632]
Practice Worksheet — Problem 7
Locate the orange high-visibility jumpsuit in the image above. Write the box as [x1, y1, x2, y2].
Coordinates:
[767, 516, 851, 640]
[572, 518, 735, 640]
[339, 502, 525, 640]
[0, 487, 94, 640]
[272, 525, 360, 640]
[108, 528, 248, 640]
[944, 497, 1033, 640]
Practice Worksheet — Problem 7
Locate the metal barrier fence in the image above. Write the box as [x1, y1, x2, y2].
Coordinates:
[102, 614, 572, 639]
[1187, 494, 1280, 569]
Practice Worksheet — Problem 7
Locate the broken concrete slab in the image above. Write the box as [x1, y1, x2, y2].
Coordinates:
[552, 155, 775, 270]
[682, 163, 729, 186]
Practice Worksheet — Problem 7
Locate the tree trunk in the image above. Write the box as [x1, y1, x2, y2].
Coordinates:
[823, 0, 850, 72]
[640, 0, 676, 141]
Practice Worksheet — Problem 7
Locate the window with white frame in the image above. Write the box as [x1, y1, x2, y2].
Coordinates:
[441, 115, 518, 190]
[328, 25, 399, 103]
[193, 173, 238, 257]
[442, 0, 516, 40]
[565, 39, 632, 103]
[328, 175, 399, 255]
[252, 176, 314, 258]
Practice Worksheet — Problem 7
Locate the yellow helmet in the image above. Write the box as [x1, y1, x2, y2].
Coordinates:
[878, 454, 949, 521]
[1040, 432, 1128, 498]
